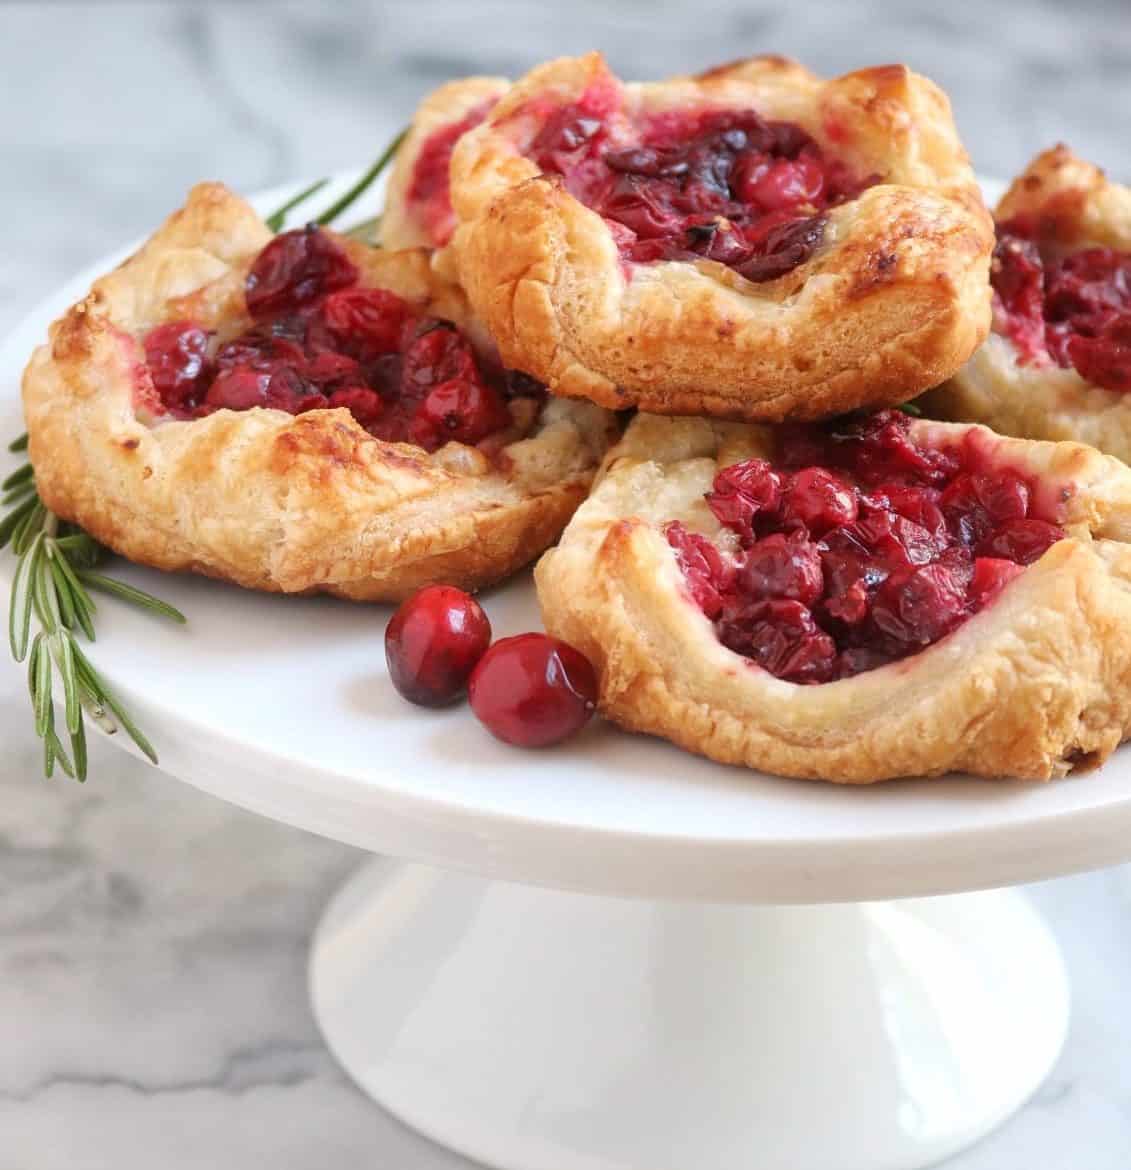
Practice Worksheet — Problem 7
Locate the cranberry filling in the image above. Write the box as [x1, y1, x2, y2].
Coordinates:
[140, 225, 538, 451]
[520, 87, 870, 281]
[668, 410, 1066, 684]
[992, 222, 1131, 391]
[407, 98, 499, 247]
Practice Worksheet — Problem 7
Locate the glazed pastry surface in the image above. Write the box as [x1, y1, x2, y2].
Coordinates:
[451, 53, 993, 421]
[537, 411, 1131, 782]
[23, 183, 615, 601]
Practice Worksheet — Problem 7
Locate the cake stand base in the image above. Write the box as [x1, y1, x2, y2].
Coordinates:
[310, 859, 1068, 1170]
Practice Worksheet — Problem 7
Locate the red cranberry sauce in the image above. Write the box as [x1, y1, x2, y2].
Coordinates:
[992, 221, 1131, 391]
[667, 410, 1066, 684]
[407, 97, 499, 247]
[520, 84, 870, 281]
[141, 226, 540, 451]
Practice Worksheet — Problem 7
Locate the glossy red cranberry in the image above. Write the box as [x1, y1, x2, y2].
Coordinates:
[415, 378, 511, 447]
[717, 597, 837, 684]
[401, 325, 480, 391]
[469, 634, 598, 747]
[738, 532, 823, 606]
[325, 386, 382, 424]
[144, 321, 211, 410]
[781, 467, 858, 534]
[385, 586, 492, 707]
[705, 459, 783, 539]
[319, 287, 412, 361]
[245, 226, 358, 318]
[871, 557, 971, 647]
[1067, 319, 1131, 391]
[736, 154, 825, 212]
[970, 557, 1024, 606]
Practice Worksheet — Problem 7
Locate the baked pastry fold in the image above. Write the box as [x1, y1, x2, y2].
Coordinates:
[537, 411, 1131, 782]
[22, 183, 615, 601]
[450, 52, 993, 421]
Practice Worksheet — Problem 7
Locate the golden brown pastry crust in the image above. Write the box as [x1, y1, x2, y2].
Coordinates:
[22, 183, 616, 602]
[536, 412, 1131, 783]
[924, 146, 1131, 463]
[450, 52, 993, 422]
[379, 76, 510, 277]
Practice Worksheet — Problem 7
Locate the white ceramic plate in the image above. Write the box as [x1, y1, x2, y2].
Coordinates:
[8, 175, 1130, 904]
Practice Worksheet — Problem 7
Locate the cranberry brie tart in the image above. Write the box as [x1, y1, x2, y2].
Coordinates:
[450, 53, 993, 422]
[537, 409, 1131, 782]
[925, 146, 1131, 464]
[22, 183, 614, 601]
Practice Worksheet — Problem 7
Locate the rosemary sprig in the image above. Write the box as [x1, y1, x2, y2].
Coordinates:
[264, 178, 329, 233]
[263, 128, 407, 235]
[2, 460, 185, 781]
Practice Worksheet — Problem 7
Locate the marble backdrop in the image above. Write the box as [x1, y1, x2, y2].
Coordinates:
[4, 1, 1131, 1166]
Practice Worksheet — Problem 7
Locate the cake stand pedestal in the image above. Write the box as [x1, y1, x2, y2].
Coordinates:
[310, 860, 1065, 1170]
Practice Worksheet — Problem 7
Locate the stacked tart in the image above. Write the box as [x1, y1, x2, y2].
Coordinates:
[23, 51, 1131, 781]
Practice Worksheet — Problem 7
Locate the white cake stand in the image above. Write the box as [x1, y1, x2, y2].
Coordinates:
[5, 177, 1124, 1170]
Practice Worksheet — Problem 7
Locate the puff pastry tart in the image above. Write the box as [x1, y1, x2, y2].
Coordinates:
[379, 75, 510, 261]
[537, 408, 1131, 782]
[923, 146, 1131, 463]
[449, 52, 993, 422]
[22, 183, 615, 601]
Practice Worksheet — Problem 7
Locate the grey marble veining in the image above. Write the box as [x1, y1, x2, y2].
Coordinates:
[5, 1, 1131, 1165]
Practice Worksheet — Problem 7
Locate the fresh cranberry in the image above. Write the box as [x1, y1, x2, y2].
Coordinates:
[871, 558, 970, 647]
[738, 532, 823, 606]
[245, 226, 358, 318]
[401, 325, 480, 392]
[781, 467, 858, 534]
[415, 378, 511, 447]
[705, 459, 783, 539]
[717, 598, 837, 684]
[469, 634, 598, 747]
[320, 288, 412, 361]
[737, 154, 826, 212]
[144, 322, 211, 411]
[385, 586, 492, 707]
[669, 409, 1068, 683]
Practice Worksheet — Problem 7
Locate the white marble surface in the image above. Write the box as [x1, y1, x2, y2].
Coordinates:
[4, 1, 1131, 1165]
